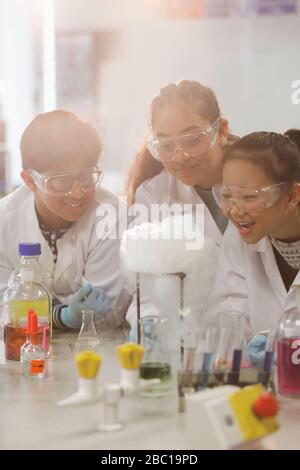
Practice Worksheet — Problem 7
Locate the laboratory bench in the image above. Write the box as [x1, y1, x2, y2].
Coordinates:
[0, 329, 300, 450]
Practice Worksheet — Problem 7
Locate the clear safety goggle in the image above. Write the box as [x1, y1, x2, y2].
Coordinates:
[212, 182, 292, 213]
[147, 118, 220, 162]
[29, 165, 103, 196]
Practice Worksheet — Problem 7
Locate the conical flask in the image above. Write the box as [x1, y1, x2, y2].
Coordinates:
[74, 310, 101, 354]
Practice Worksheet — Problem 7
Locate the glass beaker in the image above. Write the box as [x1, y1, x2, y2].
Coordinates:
[139, 315, 173, 397]
[74, 310, 101, 355]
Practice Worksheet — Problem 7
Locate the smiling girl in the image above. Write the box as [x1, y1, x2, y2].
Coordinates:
[206, 131, 300, 343]
[125, 80, 239, 244]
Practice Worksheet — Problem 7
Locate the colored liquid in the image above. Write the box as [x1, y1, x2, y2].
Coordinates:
[277, 338, 300, 398]
[140, 362, 172, 397]
[10, 299, 49, 322]
[4, 323, 50, 361]
[140, 362, 171, 381]
[23, 358, 46, 379]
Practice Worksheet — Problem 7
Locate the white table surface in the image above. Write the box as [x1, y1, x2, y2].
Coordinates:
[0, 330, 300, 450]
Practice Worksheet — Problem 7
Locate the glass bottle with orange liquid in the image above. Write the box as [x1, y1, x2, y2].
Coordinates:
[3, 268, 51, 361]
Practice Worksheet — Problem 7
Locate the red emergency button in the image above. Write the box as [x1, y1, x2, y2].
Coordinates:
[252, 392, 278, 418]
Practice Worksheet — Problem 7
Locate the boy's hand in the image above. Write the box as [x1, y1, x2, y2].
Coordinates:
[60, 283, 94, 329]
[61, 283, 112, 329]
[83, 287, 112, 317]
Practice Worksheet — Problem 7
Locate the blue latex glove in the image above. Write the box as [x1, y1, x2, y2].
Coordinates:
[83, 286, 112, 317]
[129, 320, 154, 346]
[247, 334, 267, 368]
[61, 283, 111, 329]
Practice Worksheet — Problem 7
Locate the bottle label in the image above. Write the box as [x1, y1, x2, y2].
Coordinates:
[291, 339, 300, 365]
[31, 360, 45, 374]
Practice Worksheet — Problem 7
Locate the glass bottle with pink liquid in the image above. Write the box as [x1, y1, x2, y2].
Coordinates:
[277, 286, 300, 398]
[3, 267, 51, 361]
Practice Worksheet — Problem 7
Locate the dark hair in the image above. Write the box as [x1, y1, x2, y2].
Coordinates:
[284, 129, 300, 152]
[223, 131, 300, 183]
[150, 80, 220, 128]
[20, 109, 102, 171]
[124, 80, 221, 204]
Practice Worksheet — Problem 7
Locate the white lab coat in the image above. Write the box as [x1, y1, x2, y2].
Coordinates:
[0, 184, 128, 323]
[204, 222, 300, 336]
[126, 169, 223, 325]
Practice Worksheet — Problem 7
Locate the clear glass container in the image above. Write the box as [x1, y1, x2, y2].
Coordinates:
[74, 310, 101, 354]
[8, 243, 51, 288]
[212, 311, 246, 384]
[21, 342, 46, 379]
[21, 312, 46, 380]
[139, 315, 173, 397]
[1, 243, 52, 329]
[277, 308, 300, 398]
[3, 269, 51, 361]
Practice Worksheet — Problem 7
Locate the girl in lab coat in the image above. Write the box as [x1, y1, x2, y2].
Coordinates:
[207, 131, 300, 362]
[125, 80, 238, 333]
[125, 80, 239, 245]
[0, 110, 128, 329]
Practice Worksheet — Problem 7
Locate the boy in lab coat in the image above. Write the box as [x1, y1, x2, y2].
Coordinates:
[0, 110, 129, 329]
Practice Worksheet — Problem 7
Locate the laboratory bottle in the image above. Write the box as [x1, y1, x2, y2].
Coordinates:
[3, 268, 51, 361]
[277, 285, 300, 398]
[1, 243, 50, 329]
[74, 310, 101, 354]
[139, 315, 173, 397]
[21, 311, 46, 379]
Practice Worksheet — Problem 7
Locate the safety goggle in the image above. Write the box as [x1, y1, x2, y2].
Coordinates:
[147, 118, 220, 162]
[212, 182, 292, 213]
[29, 165, 103, 196]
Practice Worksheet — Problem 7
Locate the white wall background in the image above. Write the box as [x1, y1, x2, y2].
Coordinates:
[1, 0, 300, 188]
[0, 0, 36, 187]
[97, 15, 300, 175]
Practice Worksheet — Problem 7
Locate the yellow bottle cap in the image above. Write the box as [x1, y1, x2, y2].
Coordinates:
[116, 342, 144, 370]
[74, 350, 102, 379]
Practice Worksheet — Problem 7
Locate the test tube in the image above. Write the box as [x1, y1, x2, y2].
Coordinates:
[228, 316, 245, 385]
[183, 328, 201, 371]
[136, 273, 141, 344]
[195, 325, 216, 390]
[258, 329, 276, 387]
[213, 328, 231, 383]
[228, 348, 243, 385]
[201, 325, 217, 373]
[213, 312, 245, 385]
[178, 272, 186, 370]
